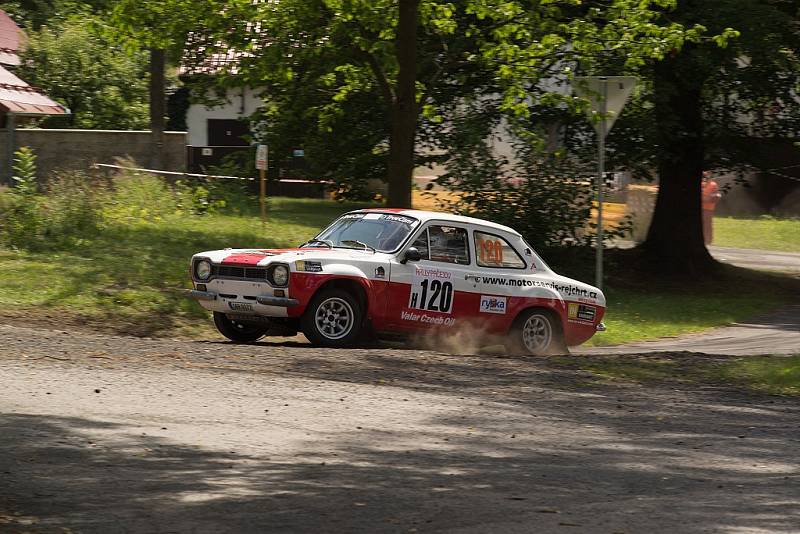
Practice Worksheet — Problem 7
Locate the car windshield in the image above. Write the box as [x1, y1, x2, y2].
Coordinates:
[312, 212, 419, 252]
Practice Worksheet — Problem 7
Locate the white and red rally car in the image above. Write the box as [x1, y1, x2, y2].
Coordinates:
[188, 209, 605, 354]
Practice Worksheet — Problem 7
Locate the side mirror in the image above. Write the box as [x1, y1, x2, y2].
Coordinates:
[400, 247, 422, 264]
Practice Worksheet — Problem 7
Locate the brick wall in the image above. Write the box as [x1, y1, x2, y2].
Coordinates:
[0, 129, 186, 182]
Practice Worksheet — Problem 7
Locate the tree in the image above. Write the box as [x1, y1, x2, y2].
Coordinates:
[606, 0, 800, 274]
[108, 0, 206, 169]
[184, 0, 696, 207]
[16, 15, 150, 130]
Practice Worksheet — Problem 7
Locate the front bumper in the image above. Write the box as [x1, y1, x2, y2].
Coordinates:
[185, 289, 299, 308]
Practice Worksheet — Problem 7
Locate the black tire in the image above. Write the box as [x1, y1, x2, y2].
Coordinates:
[213, 312, 269, 343]
[507, 309, 568, 356]
[301, 288, 363, 348]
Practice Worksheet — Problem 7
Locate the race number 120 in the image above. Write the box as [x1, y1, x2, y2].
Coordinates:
[408, 278, 453, 313]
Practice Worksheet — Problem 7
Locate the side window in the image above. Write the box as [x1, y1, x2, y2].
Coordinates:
[428, 225, 469, 265]
[411, 229, 430, 260]
[475, 231, 526, 269]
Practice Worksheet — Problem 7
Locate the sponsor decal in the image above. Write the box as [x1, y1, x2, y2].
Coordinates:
[379, 213, 416, 225]
[340, 213, 365, 220]
[477, 237, 504, 265]
[374, 266, 386, 279]
[295, 260, 323, 273]
[479, 295, 507, 314]
[414, 266, 452, 279]
[409, 266, 454, 313]
[568, 303, 596, 322]
[401, 310, 456, 327]
[478, 276, 598, 299]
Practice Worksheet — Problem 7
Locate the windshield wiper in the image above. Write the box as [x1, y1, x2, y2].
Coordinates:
[340, 240, 375, 252]
[302, 239, 333, 248]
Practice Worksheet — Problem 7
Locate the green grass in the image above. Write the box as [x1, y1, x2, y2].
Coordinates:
[1, 197, 796, 342]
[713, 216, 800, 252]
[559, 355, 800, 396]
[0, 197, 374, 336]
[585, 286, 786, 346]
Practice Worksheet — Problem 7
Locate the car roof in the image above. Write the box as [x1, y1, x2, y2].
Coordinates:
[353, 208, 522, 237]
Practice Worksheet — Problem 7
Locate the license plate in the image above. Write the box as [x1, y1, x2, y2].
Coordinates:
[228, 302, 253, 312]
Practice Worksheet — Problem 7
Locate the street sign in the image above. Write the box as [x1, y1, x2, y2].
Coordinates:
[573, 76, 637, 294]
[574, 76, 636, 138]
[255, 144, 268, 170]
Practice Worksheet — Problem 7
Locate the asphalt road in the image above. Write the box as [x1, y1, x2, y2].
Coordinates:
[2, 324, 800, 534]
[709, 245, 800, 275]
[577, 304, 800, 356]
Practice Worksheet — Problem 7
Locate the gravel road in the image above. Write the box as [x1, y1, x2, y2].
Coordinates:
[2, 323, 799, 534]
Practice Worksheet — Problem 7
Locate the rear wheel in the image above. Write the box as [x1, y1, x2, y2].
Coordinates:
[213, 312, 269, 343]
[507, 309, 568, 356]
[301, 289, 363, 348]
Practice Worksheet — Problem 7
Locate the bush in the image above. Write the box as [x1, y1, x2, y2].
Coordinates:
[101, 170, 181, 223]
[429, 107, 630, 250]
[0, 147, 45, 248]
[41, 172, 104, 245]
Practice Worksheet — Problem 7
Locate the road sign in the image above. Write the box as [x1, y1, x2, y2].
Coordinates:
[255, 144, 268, 170]
[573, 76, 637, 294]
[574, 76, 636, 138]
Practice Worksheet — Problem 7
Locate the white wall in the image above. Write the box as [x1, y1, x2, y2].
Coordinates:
[186, 87, 263, 146]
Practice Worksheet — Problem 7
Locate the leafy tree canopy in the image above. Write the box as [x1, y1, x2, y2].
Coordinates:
[175, 0, 703, 205]
[16, 15, 151, 129]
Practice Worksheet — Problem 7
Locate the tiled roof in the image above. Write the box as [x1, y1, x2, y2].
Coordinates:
[0, 65, 68, 115]
[0, 11, 22, 52]
[0, 10, 67, 116]
[180, 20, 266, 76]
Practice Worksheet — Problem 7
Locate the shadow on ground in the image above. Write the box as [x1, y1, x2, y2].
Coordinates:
[2, 357, 799, 534]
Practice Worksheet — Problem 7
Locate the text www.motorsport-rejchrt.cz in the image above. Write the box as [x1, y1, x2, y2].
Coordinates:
[479, 276, 598, 299]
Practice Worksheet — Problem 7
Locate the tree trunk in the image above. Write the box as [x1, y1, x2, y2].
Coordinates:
[641, 52, 716, 275]
[386, 0, 419, 208]
[149, 48, 166, 170]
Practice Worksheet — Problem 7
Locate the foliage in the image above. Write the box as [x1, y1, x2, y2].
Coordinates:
[175, 0, 703, 205]
[607, 0, 800, 180]
[429, 103, 629, 249]
[0, 147, 43, 247]
[11, 146, 38, 195]
[16, 15, 150, 129]
[0, 164, 238, 250]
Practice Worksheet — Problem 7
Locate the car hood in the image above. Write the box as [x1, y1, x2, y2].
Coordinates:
[193, 247, 384, 266]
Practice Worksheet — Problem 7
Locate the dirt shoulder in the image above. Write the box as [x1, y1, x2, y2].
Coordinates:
[2, 323, 799, 533]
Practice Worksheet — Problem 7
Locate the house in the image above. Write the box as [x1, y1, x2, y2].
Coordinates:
[0, 9, 69, 182]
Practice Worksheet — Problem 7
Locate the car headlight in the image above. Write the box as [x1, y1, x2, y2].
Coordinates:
[271, 264, 289, 286]
[196, 259, 212, 280]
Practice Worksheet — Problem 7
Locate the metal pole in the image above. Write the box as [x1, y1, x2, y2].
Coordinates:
[596, 79, 607, 292]
[259, 167, 266, 228]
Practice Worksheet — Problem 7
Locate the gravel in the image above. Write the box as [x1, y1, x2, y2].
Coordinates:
[1, 322, 799, 533]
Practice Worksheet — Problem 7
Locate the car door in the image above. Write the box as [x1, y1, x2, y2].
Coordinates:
[386, 222, 475, 332]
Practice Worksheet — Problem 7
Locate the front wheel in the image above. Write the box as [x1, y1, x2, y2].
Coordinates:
[507, 309, 568, 356]
[213, 312, 269, 343]
[301, 289, 363, 348]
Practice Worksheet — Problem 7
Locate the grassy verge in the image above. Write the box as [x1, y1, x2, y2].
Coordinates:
[0, 197, 373, 336]
[556, 354, 800, 396]
[1, 196, 797, 342]
[585, 283, 787, 346]
[713, 216, 800, 252]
